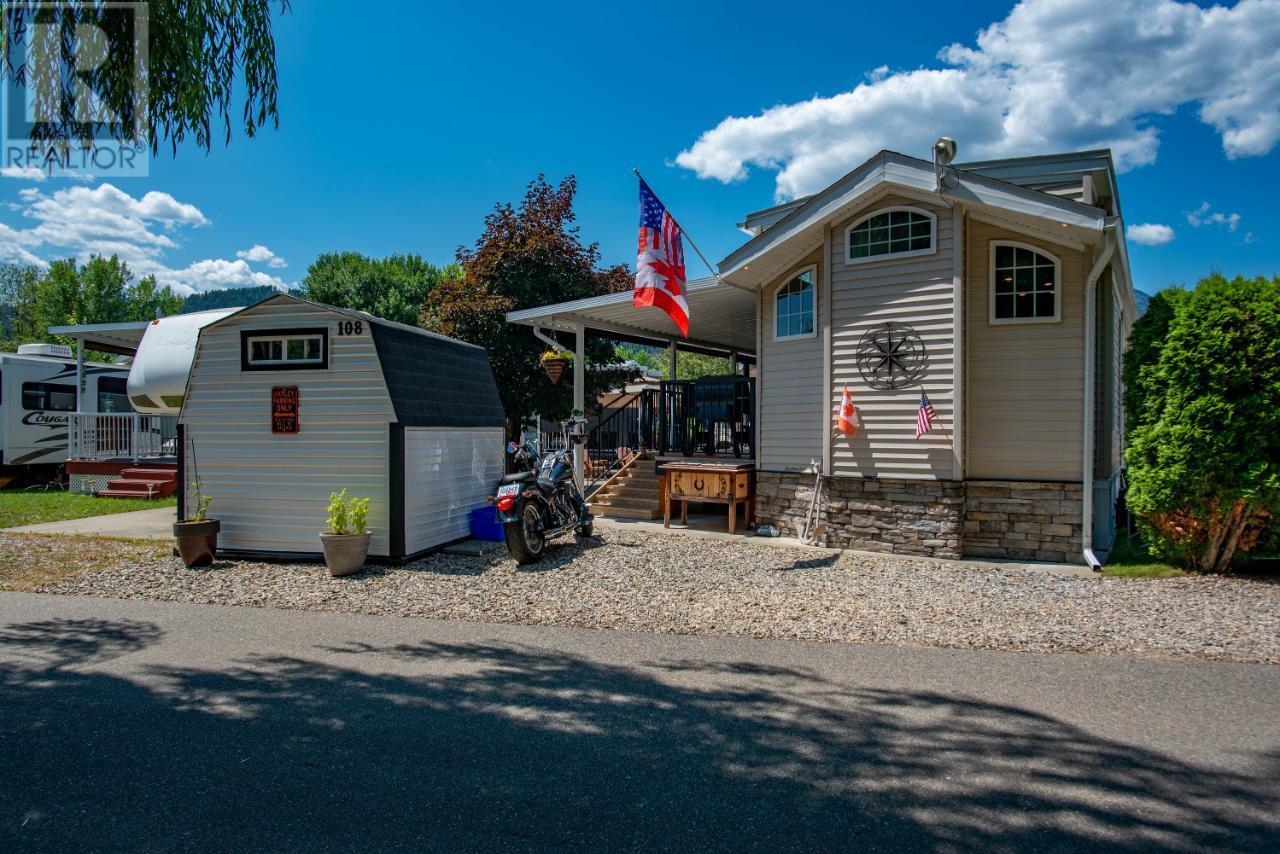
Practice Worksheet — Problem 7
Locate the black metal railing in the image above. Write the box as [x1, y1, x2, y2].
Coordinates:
[656, 376, 754, 458]
[583, 388, 656, 493]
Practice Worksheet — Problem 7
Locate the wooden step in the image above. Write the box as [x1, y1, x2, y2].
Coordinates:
[594, 505, 662, 521]
[98, 476, 177, 499]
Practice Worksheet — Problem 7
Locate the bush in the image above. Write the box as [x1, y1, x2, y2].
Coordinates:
[1124, 273, 1280, 572]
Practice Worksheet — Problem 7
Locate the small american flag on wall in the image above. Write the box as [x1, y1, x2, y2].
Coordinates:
[915, 392, 936, 440]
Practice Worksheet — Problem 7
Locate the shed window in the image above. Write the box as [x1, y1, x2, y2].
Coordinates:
[23, 381, 76, 411]
[774, 268, 815, 339]
[847, 207, 935, 262]
[242, 328, 328, 371]
[990, 242, 1061, 323]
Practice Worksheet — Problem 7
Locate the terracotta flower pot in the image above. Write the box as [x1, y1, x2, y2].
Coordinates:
[541, 357, 569, 384]
[173, 519, 220, 567]
[320, 532, 371, 577]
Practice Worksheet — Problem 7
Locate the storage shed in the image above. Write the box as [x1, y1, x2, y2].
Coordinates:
[174, 293, 505, 561]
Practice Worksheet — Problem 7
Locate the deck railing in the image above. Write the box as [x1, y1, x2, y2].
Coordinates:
[70, 413, 179, 461]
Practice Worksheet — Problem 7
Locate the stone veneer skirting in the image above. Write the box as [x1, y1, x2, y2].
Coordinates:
[755, 472, 1083, 563]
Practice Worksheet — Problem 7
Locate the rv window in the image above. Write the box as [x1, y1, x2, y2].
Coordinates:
[22, 381, 76, 412]
[243, 330, 328, 370]
[97, 376, 133, 413]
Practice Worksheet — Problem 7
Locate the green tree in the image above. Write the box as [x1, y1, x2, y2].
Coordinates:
[421, 174, 626, 438]
[1, 1, 289, 159]
[1123, 273, 1280, 572]
[125, 274, 185, 321]
[0, 263, 42, 343]
[614, 343, 733, 381]
[0, 255, 184, 353]
[300, 253, 458, 327]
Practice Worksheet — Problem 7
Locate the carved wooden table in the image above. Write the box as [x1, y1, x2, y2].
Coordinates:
[661, 461, 755, 534]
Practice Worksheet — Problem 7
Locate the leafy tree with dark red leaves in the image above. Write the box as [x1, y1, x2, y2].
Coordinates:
[421, 175, 627, 439]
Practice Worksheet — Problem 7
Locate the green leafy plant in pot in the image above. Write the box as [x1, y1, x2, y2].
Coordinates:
[173, 483, 219, 567]
[321, 489, 371, 577]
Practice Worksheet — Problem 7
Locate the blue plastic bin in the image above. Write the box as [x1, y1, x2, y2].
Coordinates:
[469, 505, 505, 542]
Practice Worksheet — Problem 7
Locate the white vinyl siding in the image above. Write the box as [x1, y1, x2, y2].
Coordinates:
[759, 250, 824, 472]
[966, 220, 1086, 482]
[830, 195, 956, 480]
[404, 427, 503, 553]
[179, 300, 397, 556]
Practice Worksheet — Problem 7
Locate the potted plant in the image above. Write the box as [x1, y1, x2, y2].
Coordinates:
[540, 349, 572, 384]
[173, 482, 219, 567]
[320, 489, 371, 577]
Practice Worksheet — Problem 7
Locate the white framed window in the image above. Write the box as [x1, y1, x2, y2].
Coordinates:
[989, 241, 1062, 324]
[845, 206, 936, 264]
[773, 266, 816, 340]
[241, 328, 329, 370]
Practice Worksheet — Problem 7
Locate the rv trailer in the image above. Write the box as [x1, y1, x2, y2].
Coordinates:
[0, 344, 131, 473]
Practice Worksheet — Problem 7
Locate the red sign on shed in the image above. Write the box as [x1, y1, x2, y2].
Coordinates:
[271, 386, 300, 434]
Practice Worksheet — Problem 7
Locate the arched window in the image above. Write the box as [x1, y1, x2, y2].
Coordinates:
[774, 267, 815, 340]
[846, 206, 936, 263]
[989, 242, 1062, 323]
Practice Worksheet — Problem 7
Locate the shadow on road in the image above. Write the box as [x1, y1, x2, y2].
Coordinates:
[1, 618, 1276, 850]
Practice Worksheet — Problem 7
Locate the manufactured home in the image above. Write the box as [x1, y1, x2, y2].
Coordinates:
[168, 293, 505, 561]
[509, 145, 1137, 566]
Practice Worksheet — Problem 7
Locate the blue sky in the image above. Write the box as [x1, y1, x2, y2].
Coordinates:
[0, 0, 1276, 297]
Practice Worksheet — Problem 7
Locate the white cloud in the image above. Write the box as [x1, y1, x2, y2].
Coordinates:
[676, 0, 1280, 199]
[1186, 201, 1241, 232]
[0, 165, 45, 182]
[1127, 223, 1175, 246]
[235, 243, 287, 268]
[0, 181, 285, 294]
[158, 259, 286, 296]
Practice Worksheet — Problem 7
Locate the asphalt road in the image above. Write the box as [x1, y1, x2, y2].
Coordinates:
[2, 592, 1277, 852]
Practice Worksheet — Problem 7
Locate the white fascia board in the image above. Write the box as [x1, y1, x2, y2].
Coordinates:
[505, 276, 720, 326]
[719, 151, 1105, 280]
[950, 172, 1106, 231]
[1108, 216, 1139, 321]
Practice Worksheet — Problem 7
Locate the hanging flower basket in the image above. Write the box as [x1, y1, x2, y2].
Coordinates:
[540, 351, 571, 384]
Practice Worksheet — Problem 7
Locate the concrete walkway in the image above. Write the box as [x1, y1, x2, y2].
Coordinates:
[2, 506, 175, 540]
[1, 592, 1276, 851]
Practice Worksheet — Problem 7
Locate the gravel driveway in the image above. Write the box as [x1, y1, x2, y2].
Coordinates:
[31, 527, 1279, 664]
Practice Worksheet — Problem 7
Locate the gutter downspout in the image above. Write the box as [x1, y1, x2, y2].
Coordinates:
[1082, 228, 1117, 571]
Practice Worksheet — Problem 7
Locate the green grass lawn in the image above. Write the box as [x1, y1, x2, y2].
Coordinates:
[1102, 535, 1189, 578]
[0, 490, 176, 529]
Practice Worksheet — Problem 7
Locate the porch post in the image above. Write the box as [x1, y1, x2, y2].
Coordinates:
[75, 337, 84, 410]
[74, 337, 85, 461]
[668, 339, 677, 381]
[573, 324, 585, 492]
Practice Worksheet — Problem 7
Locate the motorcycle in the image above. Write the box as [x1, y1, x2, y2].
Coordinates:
[492, 440, 593, 564]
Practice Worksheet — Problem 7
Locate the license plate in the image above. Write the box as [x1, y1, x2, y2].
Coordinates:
[497, 484, 520, 498]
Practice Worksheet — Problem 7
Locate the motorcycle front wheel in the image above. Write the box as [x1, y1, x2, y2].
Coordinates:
[504, 502, 545, 564]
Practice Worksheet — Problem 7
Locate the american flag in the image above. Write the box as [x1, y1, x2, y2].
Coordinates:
[915, 392, 936, 440]
[634, 177, 690, 337]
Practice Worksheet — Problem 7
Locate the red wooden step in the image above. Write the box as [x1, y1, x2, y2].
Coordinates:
[98, 477, 177, 499]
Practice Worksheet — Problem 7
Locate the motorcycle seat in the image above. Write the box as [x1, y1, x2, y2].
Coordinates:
[501, 471, 534, 484]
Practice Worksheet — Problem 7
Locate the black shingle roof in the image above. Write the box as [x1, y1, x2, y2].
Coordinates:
[369, 321, 505, 429]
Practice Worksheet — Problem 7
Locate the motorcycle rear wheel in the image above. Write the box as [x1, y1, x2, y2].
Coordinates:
[504, 503, 545, 564]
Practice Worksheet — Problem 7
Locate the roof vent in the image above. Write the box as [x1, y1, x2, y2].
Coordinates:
[934, 137, 958, 192]
[17, 343, 73, 359]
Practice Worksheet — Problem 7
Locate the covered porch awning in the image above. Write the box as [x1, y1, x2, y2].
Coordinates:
[48, 319, 152, 356]
[506, 276, 757, 356]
